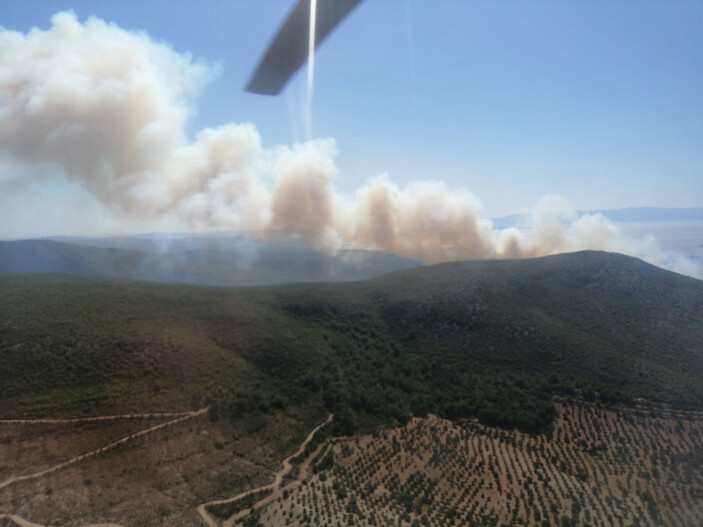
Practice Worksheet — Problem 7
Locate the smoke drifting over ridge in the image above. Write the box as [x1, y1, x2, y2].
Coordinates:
[0, 12, 698, 277]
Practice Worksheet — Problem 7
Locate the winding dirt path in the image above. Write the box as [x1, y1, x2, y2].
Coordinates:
[0, 408, 208, 492]
[223, 435, 335, 527]
[197, 413, 333, 527]
[0, 410, 333, 527]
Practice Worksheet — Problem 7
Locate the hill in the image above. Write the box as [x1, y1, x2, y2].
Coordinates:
[0, 235, 421, 287]
[1, 250, 701, 434]
[1, 250, 702, 526]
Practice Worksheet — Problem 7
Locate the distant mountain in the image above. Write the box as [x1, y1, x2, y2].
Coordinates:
[0, 234, 421, 286]
[490, 213, 531, 228]
[492, 206, 703, 227]
[586, 206, 703, 223]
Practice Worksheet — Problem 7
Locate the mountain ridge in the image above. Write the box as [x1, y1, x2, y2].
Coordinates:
[0, 237, 421, 287]
[2, 250, 701, 435]
[492, 206, 703, 227]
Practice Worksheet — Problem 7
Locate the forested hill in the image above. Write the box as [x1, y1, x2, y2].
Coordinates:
[1, 250, 701, 434]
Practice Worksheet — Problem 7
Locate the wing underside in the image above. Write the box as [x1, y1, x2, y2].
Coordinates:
[246, 0, 363, 95]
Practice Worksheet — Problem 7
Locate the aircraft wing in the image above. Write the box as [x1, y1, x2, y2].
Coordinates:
[246, 0, 363, 95]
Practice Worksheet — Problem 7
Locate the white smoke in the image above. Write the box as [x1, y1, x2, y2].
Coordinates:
[0, 12, 699, 278]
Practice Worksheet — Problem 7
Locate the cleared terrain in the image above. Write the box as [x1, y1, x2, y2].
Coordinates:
[0, 405, 326, 526]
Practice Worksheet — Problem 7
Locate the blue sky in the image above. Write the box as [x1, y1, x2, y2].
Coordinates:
[3, 0, 702, 217]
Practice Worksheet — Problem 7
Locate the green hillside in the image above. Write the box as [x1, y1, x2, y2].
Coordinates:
[1, 251, 701, 434]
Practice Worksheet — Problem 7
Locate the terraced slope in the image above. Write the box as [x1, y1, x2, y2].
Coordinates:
[256, 401, 702, 527]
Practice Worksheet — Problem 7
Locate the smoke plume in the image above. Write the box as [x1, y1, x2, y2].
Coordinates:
[0, 12, 699, 277]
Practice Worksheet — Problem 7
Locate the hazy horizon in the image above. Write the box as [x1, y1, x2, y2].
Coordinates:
[1, 4, 701, 275]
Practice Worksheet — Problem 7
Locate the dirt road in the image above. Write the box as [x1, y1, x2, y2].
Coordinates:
[0, 408, 208, 491]
[223, 435, 332, 526]
[1, 409, 333, 527]
[0, 513, 124, 527]
[197, 413, 333, 527]
[0, 411, 200, 425]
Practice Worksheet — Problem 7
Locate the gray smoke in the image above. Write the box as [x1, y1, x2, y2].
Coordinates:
[0, 12, 699, 278]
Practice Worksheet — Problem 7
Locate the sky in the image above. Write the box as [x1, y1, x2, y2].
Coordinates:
[2, 0, 701, 219]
